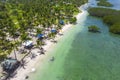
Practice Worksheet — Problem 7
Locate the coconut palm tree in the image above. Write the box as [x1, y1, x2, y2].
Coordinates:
[0, 0, 87, 60]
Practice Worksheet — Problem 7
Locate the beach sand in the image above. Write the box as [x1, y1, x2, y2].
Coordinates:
[10, 1, 120, 79]
[10, 5, 86, 79]
[11, 24, 73, 80]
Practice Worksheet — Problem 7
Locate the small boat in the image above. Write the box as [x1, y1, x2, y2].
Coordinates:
[50, 57, 55, 61]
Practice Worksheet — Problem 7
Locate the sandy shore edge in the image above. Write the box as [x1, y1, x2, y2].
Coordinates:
[11, 9, 85, 80]
[11, 24, 73, 80]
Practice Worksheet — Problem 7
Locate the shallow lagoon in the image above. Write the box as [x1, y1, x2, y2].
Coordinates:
[29, 0, 120, 80]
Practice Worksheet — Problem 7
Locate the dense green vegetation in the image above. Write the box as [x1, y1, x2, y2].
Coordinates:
[110, 23, 120, 34]
[88, 25, 100, 33]
[88, 8, 120, 34]
[0, 0, 88, 60]
[97, 0, 113, 7]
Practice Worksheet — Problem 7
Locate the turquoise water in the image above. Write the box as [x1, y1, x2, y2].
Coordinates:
[29, 11, 88, 80]
[63, 16, 120, 80]
[29, 1, 120, 80]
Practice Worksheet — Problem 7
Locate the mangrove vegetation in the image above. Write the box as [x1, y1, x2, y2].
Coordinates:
[88, 25, 100, 33]
[88, 7, 120, 34]
[97, 0, 113, 7]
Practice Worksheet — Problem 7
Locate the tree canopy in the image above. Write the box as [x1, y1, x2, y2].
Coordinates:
[97, 0, 113, 7]
[88, 7, 120, 34]
[0, 0, 88, 60]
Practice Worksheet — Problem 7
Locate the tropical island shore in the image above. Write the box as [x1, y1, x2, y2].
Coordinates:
[1, 0, 120, 80]
[10, 24, 73, 80]
[12, 0, 120, 80]
[9, 4, 88, 80]
[0, 0, 88, 79]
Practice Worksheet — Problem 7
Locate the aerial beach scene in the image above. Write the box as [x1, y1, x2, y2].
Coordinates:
[0, 0, 120, 80]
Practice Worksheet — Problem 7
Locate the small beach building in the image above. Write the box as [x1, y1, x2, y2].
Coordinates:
[51, 29, 57, 33]
[23, 40, 33, 48]
[1, 58, 20, 73]
[59, 20, 64, 25]
[37, 34, 44, 40]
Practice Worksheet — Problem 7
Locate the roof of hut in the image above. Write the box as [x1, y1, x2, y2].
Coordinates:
[1, 58, 19, 72]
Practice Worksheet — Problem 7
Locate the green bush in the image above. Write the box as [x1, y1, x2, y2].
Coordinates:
[97, 0, 113, 7]
[88, 8, 119, 17]
[69, 17, 77, 24]
[110, 23, 120, 34]
[88, 25, 100, 33]
[103, 15, 120, 25]
[0, 53, 7, 61]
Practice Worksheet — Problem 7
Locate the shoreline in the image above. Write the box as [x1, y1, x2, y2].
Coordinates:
[10, 0, 120, 80]
[10, 5, 87, 80]
[11, 24, 73, 80]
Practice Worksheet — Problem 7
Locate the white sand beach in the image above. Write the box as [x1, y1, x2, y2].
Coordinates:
[10, 7, 86, 80]
[11, 24, 73, 80]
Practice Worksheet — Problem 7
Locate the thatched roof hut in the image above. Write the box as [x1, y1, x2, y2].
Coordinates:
[1, 58, 20, 73]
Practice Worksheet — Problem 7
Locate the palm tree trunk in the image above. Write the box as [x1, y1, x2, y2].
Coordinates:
[14, 49, 17, 60]
[14, 38, 17, 60]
